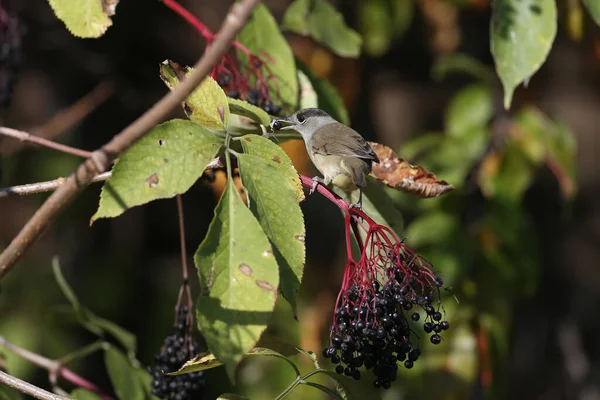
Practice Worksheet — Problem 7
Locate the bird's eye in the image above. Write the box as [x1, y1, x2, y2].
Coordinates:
[297, 114, 306, 123]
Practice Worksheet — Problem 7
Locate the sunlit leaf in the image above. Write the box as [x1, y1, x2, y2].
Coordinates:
[282, 0, 362, 58]
[194, 176, 279, 380]
[160, 60, 230, 130]
[368, 142, 454, 197]
[237, 4, 298, 113]
[491, 0, 557, 109]
[47, 0, 115, 38]
[104, 346, 144, 400]
[92, 119, 222, 221]
[296, 60, 350, 125]
[298, 70, 318, 110]
[240, 135, 304, 202]
[217, 395, 250, 400]
[583, 0, 600, 26]
[237, 152, 305, 314]
[227, 97, 271, 127]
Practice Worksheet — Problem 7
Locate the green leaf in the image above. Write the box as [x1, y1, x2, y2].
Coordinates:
[70, 389, 103, 400]
[239, 135, 305, 202]
[359, 0, 413, 57]
[136, 367, 162, 400]
[583, 0, 600, 26]
[47, 0, 113, 38]
[237, 152, 306, 314]
[194, 176, 279, 381]
[167, 348, 294, 376]
[491, 0, 557, 109]
[227, 98, 271, 127]
[321, 370, 382, 400]
[92, 119, 222, 221]
[432, 53, 496, 83]
[217, 395, 250, 400]
[92, 317, 137, 357]
[298, 70, 318, 110]
[160, 60, 230, 130]
[445, 84, 493, 138]
[296, 61, 350, 125]
[0, 386, 21, 400]
[282, 0, 362, 58]
[104, 346, 144, 400]
[237, 4, 299, 113]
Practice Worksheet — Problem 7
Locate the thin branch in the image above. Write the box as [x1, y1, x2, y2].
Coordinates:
[0, 0, 260, 279]
[299, 174, 349, 212]
[0, 172, 111, 198]
[0, 337, 111, 400]
[0, 155, 223, 198]
[0, 127, 93, 158]
[2, 80, 114, 156]
[176, 194, 194, 314]
[0, 371, 69, 400]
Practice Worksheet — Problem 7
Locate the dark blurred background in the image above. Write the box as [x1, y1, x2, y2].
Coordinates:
[1, 0, 600, 399]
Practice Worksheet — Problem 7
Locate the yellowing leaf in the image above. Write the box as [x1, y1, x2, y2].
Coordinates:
[160, 60, 230, 130]
[47, 0, 114, 38]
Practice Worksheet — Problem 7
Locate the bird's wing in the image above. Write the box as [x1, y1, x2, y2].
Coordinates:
[311, 123, 380, 163]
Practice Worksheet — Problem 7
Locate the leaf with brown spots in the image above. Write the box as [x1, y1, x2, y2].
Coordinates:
[160, 60, 230, 130]
[194, 176, 279, 382]
[367, 141, 454, 198]
[92, 119, 223, 221]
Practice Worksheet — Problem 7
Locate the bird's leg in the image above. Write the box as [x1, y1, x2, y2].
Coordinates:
[309, 176, 326, 195]
[349, 188, 363, 210]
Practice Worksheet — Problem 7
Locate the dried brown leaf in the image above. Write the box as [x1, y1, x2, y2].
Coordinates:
[367, 141, 454, 198]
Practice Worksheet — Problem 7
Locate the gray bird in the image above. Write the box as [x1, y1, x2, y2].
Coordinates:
[271, 108, 379, 208]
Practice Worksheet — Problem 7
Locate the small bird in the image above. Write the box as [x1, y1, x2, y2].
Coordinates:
[270, 108, 379, 208]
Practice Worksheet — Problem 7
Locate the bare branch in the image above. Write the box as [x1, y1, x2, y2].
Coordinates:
[0, 0, 260, 279]
[0, 371, 69, 400]
[0, 127, 93, 158]
[0, 172, 111, 198]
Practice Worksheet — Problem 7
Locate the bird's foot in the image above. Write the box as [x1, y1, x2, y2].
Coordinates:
[309, 176, 325, 195]
[349, 202, 362, 210]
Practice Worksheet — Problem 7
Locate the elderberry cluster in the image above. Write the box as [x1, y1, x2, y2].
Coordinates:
[323, 270, 450, 389]
[216, 71, 282, 116]
[148, 306, 205, 400]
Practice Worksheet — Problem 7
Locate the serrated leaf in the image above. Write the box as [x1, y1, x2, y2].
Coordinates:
[237, 4, 298, 113]
[583, 0, 600, 26]
[92, 119, 222, 221]
[70, 389, 102, 400]
[491, 0, 557, 109]
[194, 177, 279, 381]
[282, 0, 362, 58]
[47, 0, 114, 38]
[237, 152, 306, 314]
[104, 346, 144, 400]
[167, 348, 291, 376]
[296, 61, 350, 125]
[227, 97, 271, 127]
[239, 135, 304, 202]
[445, 84, 493, 138]
[160, 60, 230, 130]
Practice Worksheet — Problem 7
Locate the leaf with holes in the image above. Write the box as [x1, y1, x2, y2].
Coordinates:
[282, 0, 362, 58]
[583, 0, 600, 26]
[240, 135, 304, 202]
[194, 177, 279, 381]
[491, 0, 556, 109]
[47, 0, 116, 38]
[237, 152, 305, 314]
[104, 346, 144, 400]
[368, 142, 454, 198]
[237, 4, 298, 113]
[92, 119, 222, 221]
[296, 60, 349, 125]
[160, 60, 230, 130]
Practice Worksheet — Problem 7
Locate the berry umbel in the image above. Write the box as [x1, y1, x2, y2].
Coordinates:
[148, 306, 205, 400]
[322, 207, 451, 389]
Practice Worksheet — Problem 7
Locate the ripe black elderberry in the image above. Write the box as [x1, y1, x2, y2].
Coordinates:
[147, 306, 205, 400]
